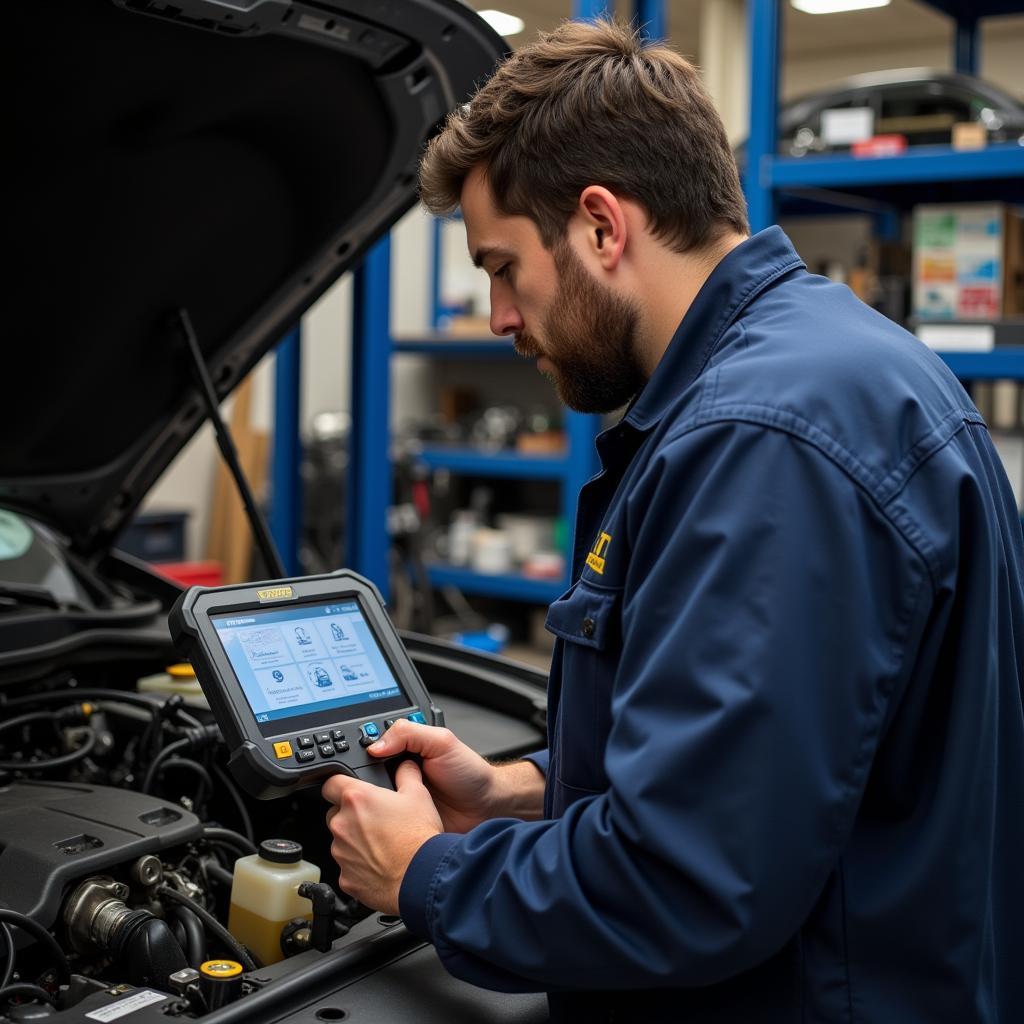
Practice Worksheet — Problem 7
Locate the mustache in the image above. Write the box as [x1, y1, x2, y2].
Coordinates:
[513, 333, 543, 359]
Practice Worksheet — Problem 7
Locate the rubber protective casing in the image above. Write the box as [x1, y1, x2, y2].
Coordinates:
[169, 569, 439, 799]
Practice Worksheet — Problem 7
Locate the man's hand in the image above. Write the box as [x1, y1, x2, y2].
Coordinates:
[365, 721, 545, 832]
[322, 759, 442, 914]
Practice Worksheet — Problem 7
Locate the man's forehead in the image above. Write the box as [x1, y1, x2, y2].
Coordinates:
[460, 168, 502, 256]
[460, 169, 542, 266]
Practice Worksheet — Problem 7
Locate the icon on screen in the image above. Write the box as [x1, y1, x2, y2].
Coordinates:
[308, 664, 333, 689]
[339, 664, 358, 681]
[271, 669, 285, 683]
[294, 627, 313, 646]
[330, 622, 347, 642]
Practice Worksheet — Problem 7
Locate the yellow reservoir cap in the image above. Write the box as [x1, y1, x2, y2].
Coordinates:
[200, 960, 243, 979]
[167, 663, 197, 679]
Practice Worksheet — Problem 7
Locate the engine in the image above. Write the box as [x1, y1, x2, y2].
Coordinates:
[0, 685, 367, 1022]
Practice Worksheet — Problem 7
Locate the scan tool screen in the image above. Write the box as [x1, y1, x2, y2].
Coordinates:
[210, 599, 409, 734]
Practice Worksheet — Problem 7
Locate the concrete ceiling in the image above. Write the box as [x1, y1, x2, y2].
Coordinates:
[463, 0, 1023, 66]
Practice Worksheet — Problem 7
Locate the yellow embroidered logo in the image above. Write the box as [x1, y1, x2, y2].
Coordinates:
[585, 532, 612, 575]
[256, 586, 294, 602]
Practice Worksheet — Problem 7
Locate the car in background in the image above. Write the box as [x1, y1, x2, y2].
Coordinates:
[740, 68, 1024, 159]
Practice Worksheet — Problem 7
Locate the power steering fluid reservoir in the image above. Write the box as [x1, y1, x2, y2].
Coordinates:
[228, 839, 320, 965]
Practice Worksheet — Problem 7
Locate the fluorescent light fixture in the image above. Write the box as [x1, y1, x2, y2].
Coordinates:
[479, 9, 526, 37]
[791, 0, 890, 13]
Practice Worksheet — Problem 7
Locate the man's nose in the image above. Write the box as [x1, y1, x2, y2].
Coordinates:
[490, 294, 523, 338]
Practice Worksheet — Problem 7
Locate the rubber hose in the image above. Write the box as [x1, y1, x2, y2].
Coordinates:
[155, 886, 259, 972]
[0, 910, 71, 984]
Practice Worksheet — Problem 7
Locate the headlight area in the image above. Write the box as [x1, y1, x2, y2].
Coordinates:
[0, 682, 370, 1021]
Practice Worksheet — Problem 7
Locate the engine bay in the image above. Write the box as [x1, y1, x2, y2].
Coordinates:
[0, 649, 547, 1023]
[0, 673, 377, 1021]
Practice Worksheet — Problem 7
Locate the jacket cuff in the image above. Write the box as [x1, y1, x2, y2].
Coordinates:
[398, 832, 462, 941]
[522, 748, 549, 776]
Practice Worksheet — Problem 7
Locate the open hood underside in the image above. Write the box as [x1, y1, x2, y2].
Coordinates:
[5, 0, 504, 556]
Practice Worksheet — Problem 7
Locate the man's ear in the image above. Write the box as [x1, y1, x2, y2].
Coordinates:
[577, 186, 627, 271]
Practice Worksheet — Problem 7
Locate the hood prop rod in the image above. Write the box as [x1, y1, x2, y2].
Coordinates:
[178, 308, 287, 581]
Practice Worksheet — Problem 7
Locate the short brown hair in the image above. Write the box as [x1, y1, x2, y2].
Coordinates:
[420, 18, 748, 253]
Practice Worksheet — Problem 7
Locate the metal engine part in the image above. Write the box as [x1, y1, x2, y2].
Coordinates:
[0, 780, 202, 931]
[64, 877, 134, 956]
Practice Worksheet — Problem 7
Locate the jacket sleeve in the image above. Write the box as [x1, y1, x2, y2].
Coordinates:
[399, 421, 932, 991]
[521, 748, 549, 776]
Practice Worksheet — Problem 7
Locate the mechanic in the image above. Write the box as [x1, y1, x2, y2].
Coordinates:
[322, 19, 1024, 1023]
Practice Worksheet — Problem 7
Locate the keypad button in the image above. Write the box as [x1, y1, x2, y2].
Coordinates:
[330, 729, 345, 742]
[273, 741, 293, 759]
[407, 711, 427, 725]
[297, 735, 314, 749]
[318, 743, 335, 758]
[359, 723, 381, 747]
[314, 732, 331, 745]
[335, 739, 350, 753]
[383, 719, 397, 730]
[295, 749, 315, 763]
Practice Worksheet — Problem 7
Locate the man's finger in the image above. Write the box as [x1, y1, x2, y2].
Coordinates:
[393, 756, 425, 792]
[321, 771, 366, 804]
[367, 720, 453, 760]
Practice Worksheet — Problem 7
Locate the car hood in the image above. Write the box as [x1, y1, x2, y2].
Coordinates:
[4, 0, 504, 558]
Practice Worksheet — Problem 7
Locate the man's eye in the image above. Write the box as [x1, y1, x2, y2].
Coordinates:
[494, 263, 511, 281]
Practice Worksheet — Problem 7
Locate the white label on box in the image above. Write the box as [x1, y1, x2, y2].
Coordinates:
[916, 323, 996, 352]
[821, 107, 874, 145]
[86, 990, 169, 1022]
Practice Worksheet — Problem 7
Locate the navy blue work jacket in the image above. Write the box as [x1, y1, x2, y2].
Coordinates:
[400, 227, 1024, 1023]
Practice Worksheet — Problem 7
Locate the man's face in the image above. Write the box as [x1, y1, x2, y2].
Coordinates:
[461, 167, 646, 413]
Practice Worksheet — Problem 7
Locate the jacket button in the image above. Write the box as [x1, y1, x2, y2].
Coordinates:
[581, 617, 595, 638]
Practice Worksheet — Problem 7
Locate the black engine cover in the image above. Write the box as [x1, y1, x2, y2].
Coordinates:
[0, 780, 201, 931]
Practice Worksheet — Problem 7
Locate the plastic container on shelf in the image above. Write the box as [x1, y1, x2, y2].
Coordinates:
[228, 840, 320, 966]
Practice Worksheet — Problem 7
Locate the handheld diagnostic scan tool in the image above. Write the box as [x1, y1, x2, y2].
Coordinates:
[169, 569, 441, 799]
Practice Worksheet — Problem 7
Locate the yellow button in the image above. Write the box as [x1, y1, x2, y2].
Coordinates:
[273, 741, 293, 759]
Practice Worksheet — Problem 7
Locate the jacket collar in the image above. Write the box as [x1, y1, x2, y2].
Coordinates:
[624, 226, 805, 432]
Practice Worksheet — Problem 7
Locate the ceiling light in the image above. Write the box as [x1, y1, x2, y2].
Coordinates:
[790, 0, 891, 13]
[478, 9, 526, 37]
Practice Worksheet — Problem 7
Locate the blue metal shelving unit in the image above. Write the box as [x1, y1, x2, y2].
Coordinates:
[415, 446, 569, 480]
[393, 337, 517, 358]
[747, 0, 1024, 391]
[425, 565, 567, 604]
[269, 0, 1023, 584]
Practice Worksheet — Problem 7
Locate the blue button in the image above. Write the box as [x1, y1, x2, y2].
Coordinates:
[362, 722, 381, 738]
[407, 711, 427, 725]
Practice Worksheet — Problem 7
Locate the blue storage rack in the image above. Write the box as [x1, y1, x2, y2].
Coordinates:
[415, 447, 570, 481]
[271, 0, 1023, 590]
[747, 0, 1024, 392]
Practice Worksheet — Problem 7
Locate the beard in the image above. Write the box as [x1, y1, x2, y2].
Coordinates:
[514, 240, 647, 414]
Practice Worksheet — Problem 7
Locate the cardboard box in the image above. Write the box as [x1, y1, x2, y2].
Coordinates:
[913, 203, 1024, 321]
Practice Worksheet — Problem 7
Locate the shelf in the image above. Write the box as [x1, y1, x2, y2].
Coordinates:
[426, 564, 567, 602]
[768, 143, 1024, 192]
[937, 348, 1024, 380]
[393, 337, 517, 357]
[415, 445, 568, 479]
